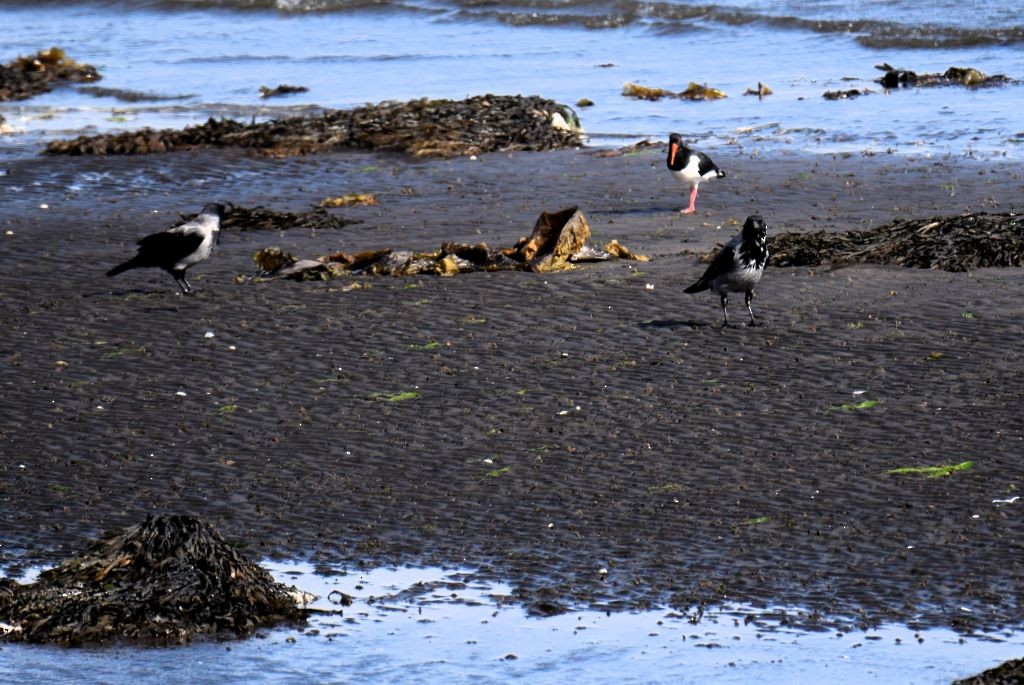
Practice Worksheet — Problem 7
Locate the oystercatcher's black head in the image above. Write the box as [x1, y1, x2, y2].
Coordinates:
[667, 132, 687, 169]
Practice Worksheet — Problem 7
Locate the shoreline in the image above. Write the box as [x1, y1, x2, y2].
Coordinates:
[1, 146, 1023, 633]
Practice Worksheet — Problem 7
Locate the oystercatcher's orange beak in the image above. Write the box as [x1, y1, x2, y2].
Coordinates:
[669, 142, 678, 166]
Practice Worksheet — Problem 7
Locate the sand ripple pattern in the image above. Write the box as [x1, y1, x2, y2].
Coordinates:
[1, 149, 1023, 632]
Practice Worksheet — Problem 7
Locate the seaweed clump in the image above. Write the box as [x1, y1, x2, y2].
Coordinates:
[250, 206, 647, 281]
[622, 81, 727, 101]
[824, 64, 1013, 100]
[45, 94, 582, 157]
[259, 84, 309, 98]
[874, 63, 1015, 89]
[0, 47, 100, 102]
[823, 88, 871, 100]
[0, 515, 310, 646]
[953, 657, 1024, 685]
[768, 212, 1024, 272]
[77, 86, 193, 103]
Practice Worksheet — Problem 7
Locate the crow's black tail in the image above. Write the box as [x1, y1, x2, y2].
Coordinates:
[107, 257, 143, 277]
[684, 280, 709, 294]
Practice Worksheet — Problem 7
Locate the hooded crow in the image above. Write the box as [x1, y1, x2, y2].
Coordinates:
[107, 203, 225, 295]
[684, 214, 769, 327]
[667, 132, 725, 214]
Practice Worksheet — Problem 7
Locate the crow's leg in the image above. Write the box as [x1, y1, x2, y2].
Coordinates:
[745, 290, 760, 326]
[719, 292, 730, 328]
[172, 270, 194, 295]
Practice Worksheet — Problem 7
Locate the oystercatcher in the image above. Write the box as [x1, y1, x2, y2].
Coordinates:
[684, 214, 769, 327]
[107, 203, 225, 295]
[666, 133, 725, 214]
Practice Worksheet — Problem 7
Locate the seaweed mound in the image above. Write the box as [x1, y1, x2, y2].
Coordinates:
[0, 515, 309, 646]
[953, 658, 1024, 685]
[0, 47, 100, 102]
[768, 212, 1024, 272]
[874, 63, 1015, 89]
[46, 94, 582, 157]
[823, 64, 1015, 100]
[251, 206, 647, 281]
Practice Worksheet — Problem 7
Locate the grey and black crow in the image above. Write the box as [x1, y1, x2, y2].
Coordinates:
[107, 203, 225, 295]
[684, 214, 769, 327]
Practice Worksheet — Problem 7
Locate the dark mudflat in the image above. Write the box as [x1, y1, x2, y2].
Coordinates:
[1, 146, 1022, 634]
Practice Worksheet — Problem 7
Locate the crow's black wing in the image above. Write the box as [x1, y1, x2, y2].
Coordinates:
[135, 231, 204, 268]
[685, 243, 736, 293]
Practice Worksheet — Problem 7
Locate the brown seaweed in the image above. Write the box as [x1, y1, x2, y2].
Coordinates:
[0, 515, 309, 646]
[825, 64, 1014, 100]
[621, 82, 678, 101]
[259, 84, 309, 98]
[874, 63, 1015, 89]
[680, 82, 728, 100]
[953, 657, 1024, 685]
[512, 206, 590, 268]
[45, 94, 582, 158]
[622, 81, 728, 101]
[0, 47, 100, 102]
[767, 212, 1024, 272]
[77, 86, 192, 103]
[318, 193, 378, 208]
[743, 82, 773, 98]
[250, 207, 648, 281]
[823, 88, 871, 100]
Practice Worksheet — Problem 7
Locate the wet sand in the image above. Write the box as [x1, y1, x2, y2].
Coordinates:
[1, 145, 1023, 633]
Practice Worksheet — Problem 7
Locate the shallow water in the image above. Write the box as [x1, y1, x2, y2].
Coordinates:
[1, 1, 1023, 162]
[2, 563, 1023, 683]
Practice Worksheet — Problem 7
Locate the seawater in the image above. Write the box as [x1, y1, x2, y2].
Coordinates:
[1, 0, 1023, 161]
[2, 563, 1023, 684]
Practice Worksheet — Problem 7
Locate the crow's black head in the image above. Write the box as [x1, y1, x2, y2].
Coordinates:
[739, 214, 769, 267]
[201, 203, 227, 219]
[742, 214, 767, 243]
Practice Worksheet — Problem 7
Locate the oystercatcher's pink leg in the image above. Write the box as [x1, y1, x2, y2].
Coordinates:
[680, 186, 698, 214]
